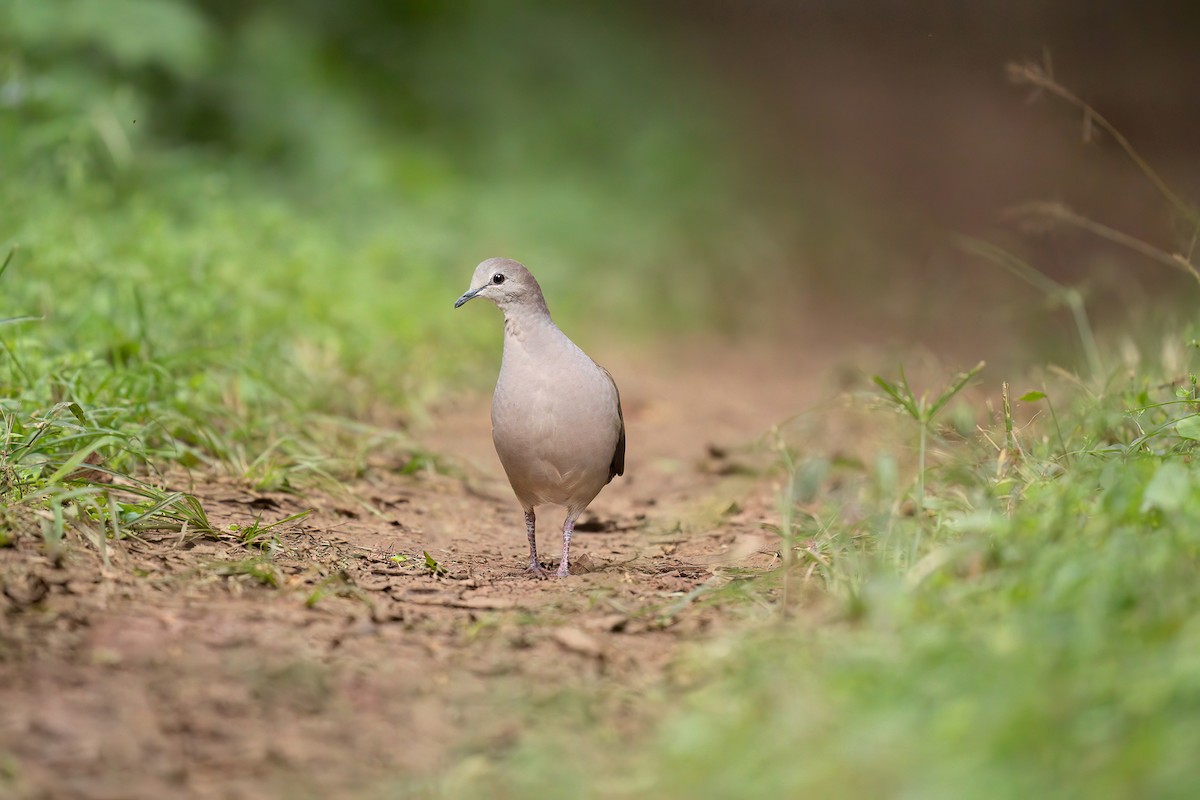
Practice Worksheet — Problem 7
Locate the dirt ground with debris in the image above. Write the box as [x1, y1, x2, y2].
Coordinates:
[0, 337, 855, 799]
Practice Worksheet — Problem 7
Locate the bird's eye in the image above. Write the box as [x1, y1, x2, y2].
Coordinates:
[492, 273, 505, 285]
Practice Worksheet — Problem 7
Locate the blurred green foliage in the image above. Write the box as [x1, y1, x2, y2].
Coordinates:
[1, 0, 742, 296]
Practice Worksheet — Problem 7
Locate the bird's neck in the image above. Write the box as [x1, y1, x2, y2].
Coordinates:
[501, 303, 567, 358]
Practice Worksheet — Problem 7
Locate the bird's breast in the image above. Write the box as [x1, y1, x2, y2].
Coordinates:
[490, 351, 620, 506]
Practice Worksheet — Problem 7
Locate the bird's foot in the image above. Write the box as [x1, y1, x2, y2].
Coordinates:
[526, 561, 551, 579]
[555, 562, 570, 578]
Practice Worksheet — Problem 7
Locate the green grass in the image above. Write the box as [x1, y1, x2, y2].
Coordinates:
[432, 330, 1200, 799]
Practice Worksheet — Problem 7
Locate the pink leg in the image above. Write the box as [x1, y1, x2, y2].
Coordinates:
[525, 510, 548, 578]
[556, 515, 577, 578]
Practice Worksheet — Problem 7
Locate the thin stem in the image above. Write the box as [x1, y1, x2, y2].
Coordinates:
[917, 420, 927, 515]
[773, 428, 795, 620]
[1011, 201, 1200, 287]
[911, 421, 927, 568]
[959, 238, 1102, 379]
[1067, 293, 1103, 379]
[1046, 391, 1069, 464]
[1007, 61, 1197, 225]
[779, 472, 794, 620]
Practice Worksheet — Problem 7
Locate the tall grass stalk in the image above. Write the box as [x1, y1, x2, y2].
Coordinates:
[1007, 58, 1199, 229]
[958, 236, 1103, 378]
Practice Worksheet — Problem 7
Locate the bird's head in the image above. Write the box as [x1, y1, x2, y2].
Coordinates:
[454, 257, 546, 313]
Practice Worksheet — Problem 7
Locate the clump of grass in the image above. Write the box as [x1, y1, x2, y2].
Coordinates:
[210, 556, 282, 588]
[0, 254, 224, 559]
[422, 550, 449, 577]
[873, 360, 985, 514]
[227, 509, 312, 550]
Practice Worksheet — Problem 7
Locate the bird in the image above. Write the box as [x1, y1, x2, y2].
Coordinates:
[454, 257, 625, 578]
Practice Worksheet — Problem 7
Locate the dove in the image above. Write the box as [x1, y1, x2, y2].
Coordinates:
[455, 258, 625, 577]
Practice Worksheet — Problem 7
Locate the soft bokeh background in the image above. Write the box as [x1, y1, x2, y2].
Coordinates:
[5, 0, 1199, 384]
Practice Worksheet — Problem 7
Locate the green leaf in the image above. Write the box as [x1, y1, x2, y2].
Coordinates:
[25, 436, 118, 490]
[873, 375, 918, 419]
[423, 550, 447, 576]
[0, 245, 16, 280]
[1141, 463, 1192, 513]
[1019, 391, 1047, 402]
[1176, 416, 1200, 441]
[66, 402, 90, 426]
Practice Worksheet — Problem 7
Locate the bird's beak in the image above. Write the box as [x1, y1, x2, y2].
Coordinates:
[454, 285, 484, 309]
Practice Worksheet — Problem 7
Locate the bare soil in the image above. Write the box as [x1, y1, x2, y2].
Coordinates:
[0, 340, 842, 799]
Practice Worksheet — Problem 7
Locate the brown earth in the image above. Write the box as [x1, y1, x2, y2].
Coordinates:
[0, 338, 857, 800]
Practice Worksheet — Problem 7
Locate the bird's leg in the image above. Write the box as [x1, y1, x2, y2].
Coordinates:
[556, 515, 577, 578]
[524, 509, 548, 578]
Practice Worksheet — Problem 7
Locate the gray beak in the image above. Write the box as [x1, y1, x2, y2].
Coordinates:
[454, 286, 484, 309]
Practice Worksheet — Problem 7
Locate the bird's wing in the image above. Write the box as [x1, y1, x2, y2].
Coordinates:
[600, 366, 625, 482]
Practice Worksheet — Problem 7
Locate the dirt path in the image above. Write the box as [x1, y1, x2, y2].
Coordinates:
[0, 339, 841, 799]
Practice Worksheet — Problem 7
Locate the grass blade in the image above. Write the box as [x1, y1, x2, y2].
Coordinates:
[873, 375, 919, 419]
[928, 361, 985, 419]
